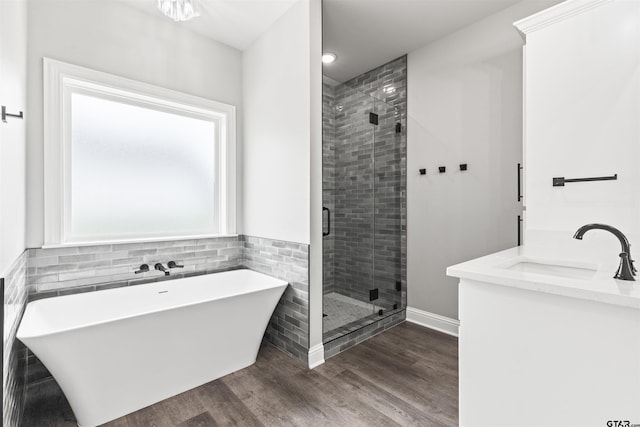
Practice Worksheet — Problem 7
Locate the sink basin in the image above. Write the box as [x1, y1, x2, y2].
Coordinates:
[501, 258, 598, 280]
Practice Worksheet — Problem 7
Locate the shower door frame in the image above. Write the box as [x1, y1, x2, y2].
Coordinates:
[322, 77, 406, 344]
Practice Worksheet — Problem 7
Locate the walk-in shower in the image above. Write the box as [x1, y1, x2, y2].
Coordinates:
[322, 56, 407, 348]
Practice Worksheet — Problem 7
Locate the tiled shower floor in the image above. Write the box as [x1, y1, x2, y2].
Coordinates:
[323, 292, 374, 333]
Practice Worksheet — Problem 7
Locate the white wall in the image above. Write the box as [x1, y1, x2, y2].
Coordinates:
[407, 0, 560, 320]
[26, 0, 243, 248]
[0, 0, 27, 275]
[242, 0, 311, 245]
[522, 0, 640, 259]
[307, 0, 323, 365]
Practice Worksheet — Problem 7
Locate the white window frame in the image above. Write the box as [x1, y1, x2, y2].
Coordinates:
[43, 58, 236, 246]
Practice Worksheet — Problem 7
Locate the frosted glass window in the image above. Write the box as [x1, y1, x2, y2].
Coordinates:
[43, 59, 235, 246]
[69, 93, 218, 240]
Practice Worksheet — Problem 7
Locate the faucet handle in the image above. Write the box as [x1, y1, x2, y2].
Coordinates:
[134, 264, 149, 274]
[168, 261, 184, 269]
[154, 263, 170, 276]
[615, 252, 636, 281]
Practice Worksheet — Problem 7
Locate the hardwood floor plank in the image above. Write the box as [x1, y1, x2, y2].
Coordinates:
[194, 381, 263, 426]
[274, 369, 403, 427]
[154, 385, 209, 425]
[221, 361, 312, 426]
[176, 411, 216, 427]
[332, 369, 449, 427]
[375, 324, 458, 368]
[251, 343, 309, 377]
[329, 333, 458, 426]
[106, 400, 175, 427]
[21, 380, 77, 427]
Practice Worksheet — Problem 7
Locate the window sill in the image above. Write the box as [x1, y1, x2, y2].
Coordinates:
[41, 234, 240, 249]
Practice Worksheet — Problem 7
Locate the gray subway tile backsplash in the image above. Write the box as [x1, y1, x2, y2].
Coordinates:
[242, 235, 309, 363]
[2, 250, 28, 427]
[26, 236, 245, 294]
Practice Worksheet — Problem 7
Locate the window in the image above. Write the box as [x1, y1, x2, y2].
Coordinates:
[44, 58, 236, 245]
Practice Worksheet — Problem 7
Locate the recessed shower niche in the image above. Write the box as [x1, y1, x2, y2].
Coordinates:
[322, 56, 407, 353]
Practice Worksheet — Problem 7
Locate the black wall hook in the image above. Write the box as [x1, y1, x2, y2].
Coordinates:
[439, 166, 446, 173]
[1, 106, 24, 123]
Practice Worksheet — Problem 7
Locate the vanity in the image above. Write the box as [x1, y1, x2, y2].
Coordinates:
[448, 246, 640, 426]
[447, 0, 640, 425]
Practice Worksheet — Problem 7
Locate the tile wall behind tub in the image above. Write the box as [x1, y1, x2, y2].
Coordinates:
[243, 236, 309, 365]
[26, 237, 243, 298]
[2, 251, 28, 427]
[331, 56, 407, 309]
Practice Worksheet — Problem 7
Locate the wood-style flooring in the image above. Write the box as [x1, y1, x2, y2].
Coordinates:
[22, 322, 458, 427]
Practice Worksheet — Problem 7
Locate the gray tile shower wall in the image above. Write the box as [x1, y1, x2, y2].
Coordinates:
[26, 237, 243, 298]
[328, 56, 407, 310]
[322, 81, 336, 295]
[333, 87, 376, 301]
[242, 236, 309, 365]
[2, 251, 28, 427]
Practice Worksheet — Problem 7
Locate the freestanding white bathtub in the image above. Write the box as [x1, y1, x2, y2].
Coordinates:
[17, 269, 287, 427]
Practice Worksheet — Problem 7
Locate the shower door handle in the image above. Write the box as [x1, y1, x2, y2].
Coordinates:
[517, 163, 523, 202]
[323, 207, 331, 237]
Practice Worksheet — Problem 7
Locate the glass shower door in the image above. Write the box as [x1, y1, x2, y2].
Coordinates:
[322, 81, 406, 341]
[322, 86, 376, 339]
[371, 97, 404, 315]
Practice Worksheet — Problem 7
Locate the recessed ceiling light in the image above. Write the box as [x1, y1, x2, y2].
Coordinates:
[322, 53, 337, 64]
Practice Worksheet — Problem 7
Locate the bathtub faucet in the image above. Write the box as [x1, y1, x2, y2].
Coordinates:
[154, 263, 170, 276]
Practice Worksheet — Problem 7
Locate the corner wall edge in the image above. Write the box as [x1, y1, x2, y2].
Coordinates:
[307, 343, 325, 369]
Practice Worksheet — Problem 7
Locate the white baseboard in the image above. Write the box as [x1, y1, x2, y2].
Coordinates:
[406, 307, 459, 337]
[308, 344, 325, 369]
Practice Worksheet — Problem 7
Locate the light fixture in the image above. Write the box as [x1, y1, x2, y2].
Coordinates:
[157, 0, 201, 22]
[382, 85, 396, 94]
[322, 53, 337, 64]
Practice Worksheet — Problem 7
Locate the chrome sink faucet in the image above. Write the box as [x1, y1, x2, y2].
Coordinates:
[573, 223, 636, 281]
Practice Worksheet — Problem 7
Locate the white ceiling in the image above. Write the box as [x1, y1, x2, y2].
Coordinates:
[323, 0, 525, 82]
[121, 0, 544, 83]
[121, 0, 298, 50]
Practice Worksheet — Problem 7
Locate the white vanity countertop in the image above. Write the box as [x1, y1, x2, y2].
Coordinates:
[446, 245, 640, 310]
